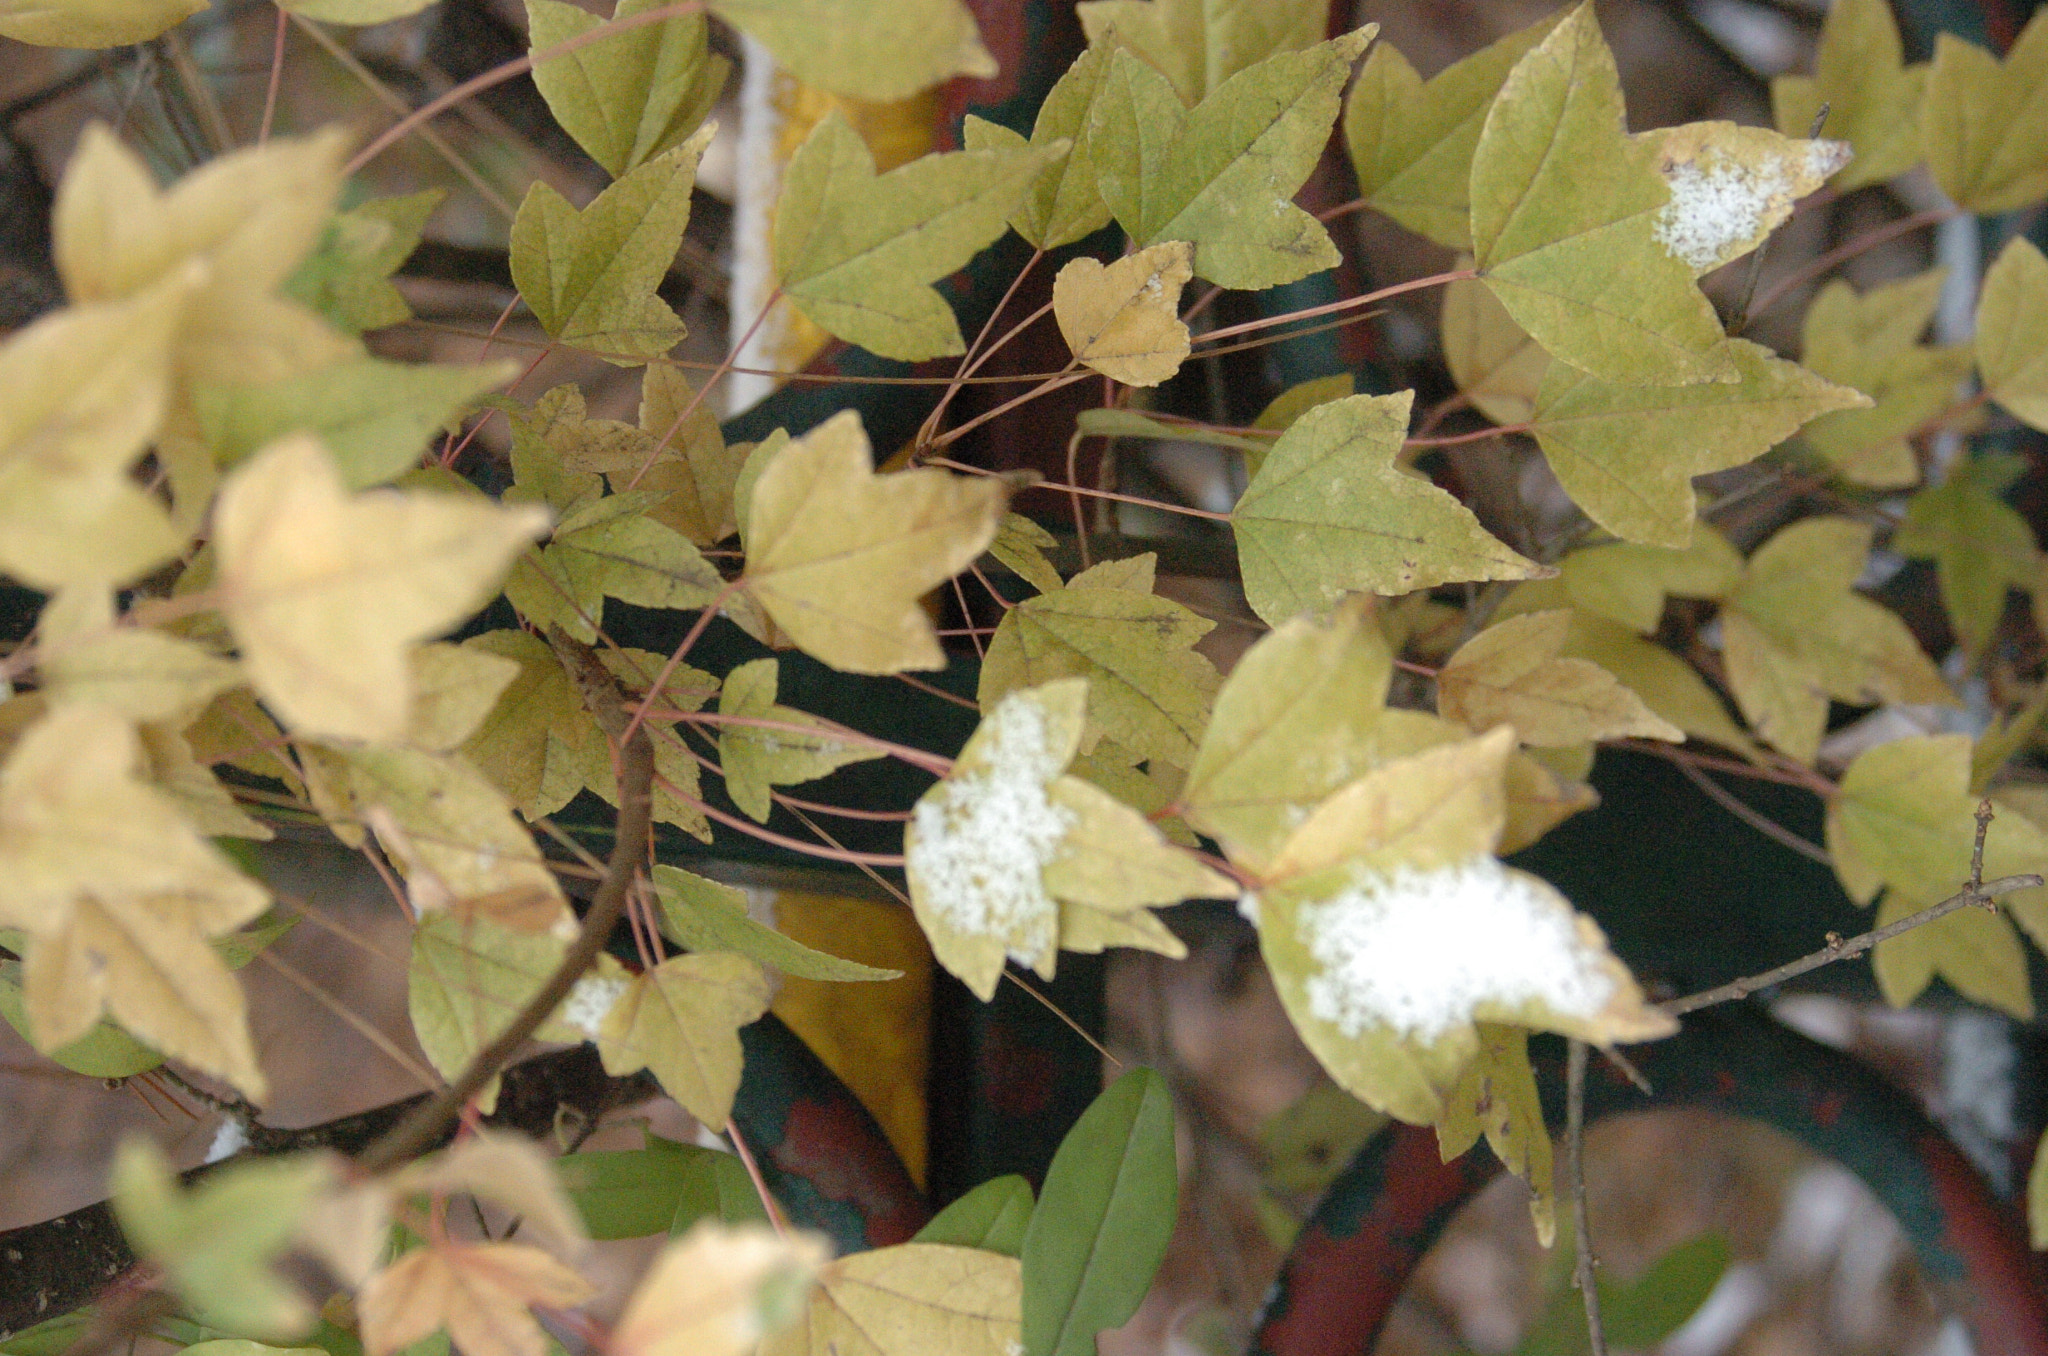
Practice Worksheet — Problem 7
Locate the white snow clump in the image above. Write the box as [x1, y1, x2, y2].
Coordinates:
[907, 693, 1075, 962]
[1300, 856, 1613, 1041]
[1652, 140, 1850, 273]
[560, 971, 630, 1040]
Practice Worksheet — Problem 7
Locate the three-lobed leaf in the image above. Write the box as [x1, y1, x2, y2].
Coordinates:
[528, 0, 728, 179]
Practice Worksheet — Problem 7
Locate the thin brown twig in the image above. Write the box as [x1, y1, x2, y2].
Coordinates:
[1671, 759, 1832, 866]
[1740, 206, 1957, 329]
[1566, 1039, 1607, 1356]
[1660, 872, 2043, 1017]
[356, 636, 655, 1174]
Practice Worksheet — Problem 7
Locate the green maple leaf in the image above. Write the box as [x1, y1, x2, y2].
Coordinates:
[716, 658, 882, 822]
[195, 357, 515, 490]
[1526, 337, 1867, 547]
[1344, 13, 1561, 250]
[1925, 13, 2048, 214]
[1230, 391, 1541, 625]
[1468, 3, 1733, 387]
[504, 492, 722, 643]
[1721, 517, 1953, 764]
[962, 43, 1114, 251]
[978, 554, 1220, 768]
[1893, 456, 2039, 657]
[1771, 0, 1925, 190]
[1798, 269, 1972, 488]
[773, 113, 1061, 362]
[283, 189, 441, 336]
[1976, 235, 2048, 433]
[528, 0, 727, 179]
[1088, 29, 1372, 290]
[1556, 529, 1743, 634]
[1441, 271, 1548, 426]
[597, 952, 770, 1129]
[510, 125, 712, 363]
[1075, 0, 1330, 105]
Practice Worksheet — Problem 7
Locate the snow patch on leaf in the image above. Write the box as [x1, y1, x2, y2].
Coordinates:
[1648, 128, 1851, 273]
[560, 972, 629, 1040]
[906, 694, 1075, 962]
[1300, 856, 1615, 1040]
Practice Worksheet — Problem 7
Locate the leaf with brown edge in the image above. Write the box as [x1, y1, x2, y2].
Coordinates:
[1052, 242, 1194, 388]
[1437, 610, 1682, 747]
[1230, 392, 1543, 625]
[598, 952, 770, 1129]
[763, 1243, 1021, 1356]
[742, 411, 1006, 673]
[359, 1243, 595, 1356]
[1468, 4, 1734, 387]
[0, 705, 272, 1100]
[216, 436, 547, 744]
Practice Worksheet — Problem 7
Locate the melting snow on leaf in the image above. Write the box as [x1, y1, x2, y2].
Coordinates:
[1300, 856, 1615, 1041]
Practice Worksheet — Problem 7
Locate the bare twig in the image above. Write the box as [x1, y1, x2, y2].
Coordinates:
[1660, 873, 2043, 1017]
[1671, 759, 1832, 866]
[355, 635, 655, 1174]
[1740, 206, 1956, 329]
[1972, 799, 1994, 890]
[1566, 1039, 1607, 1356]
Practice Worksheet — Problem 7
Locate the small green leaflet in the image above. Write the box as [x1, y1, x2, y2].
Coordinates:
[1976, 236, 2048, 433]
[282, 189, 441, 336]
[1230, 391, 1541, 625]
[961, 44, 1113, 251]
[1076, 0, 1330, 105]
[715, 658, 885, 823]
[1925, 13, 2048, 214]
[651, 863, 898, 982]
[1088, 30, 1372, 290]
[505, 491, 723, 643]
[1771, 0, 1924, 190]
[915, 1175, 1035, 1257]
[1021, 1068, 1178, 1356]
[710, 0, 996, 103]
[773, 114, 1061, 361]
[1893, 455, 2039, 657]
[510, 124, 713, 364]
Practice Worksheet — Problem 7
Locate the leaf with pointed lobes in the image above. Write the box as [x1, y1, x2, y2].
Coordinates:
[1089, 29, 1373, 290]
[961, 42, 1113, 251]
[743, 411, 1007, 673]
[284, 189, 442, 335]
[1438, 610, 1684, 747]
[1925, 12, 2048, 213]
[774, 114, 1062, 361]
[1469, 4, 1734, 387]
[1053, 242, 1194, 387]
[1976, 236, 2048, 434]
[615, 1221, 828, 1356]
[1893, 455, 2039, 657]
[1798, 268, 1972, 488]
[1772, 0, 1925, 190]
[598, 952, 771, 1129]
[716, 658, 883, 822]
[711, 0, 995, 102]
[765, 1243, 1020, 1356]
[1527, 337, 1867, 548]
[510, 125, 712, 364]
[1344, 12, 1563, 250]
[1556, 530, 1743, 634]
[1231, 391, 1543, 625]
[213, 435, 548, 743]
[528, 0, 728, 179]
[1077, 0, 1332, 105]
[1, 705, 273, 1100]
[1723, 517, 1955, 765]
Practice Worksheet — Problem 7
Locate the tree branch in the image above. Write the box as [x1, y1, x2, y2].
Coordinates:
[1660, 873, 2043, 1018]
[1566, 1038, 1607, 1356]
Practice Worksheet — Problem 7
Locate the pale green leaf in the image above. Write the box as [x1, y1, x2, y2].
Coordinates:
[636, 363, 745, 545]
[1772, 0, 1926, 190]
[710, 0, 996, 102]
[1925, 14, 2048, 214]
[1090, 31, 1370, 290]
[650, 864, 897, 982]
[510, 127, 711, 363]
[714, 658, 882, 822]
[960, 43, 1113, 251]
[1441, 271, 1548, 426]
[1799, 268, 1971, 488]
[37, 587, 239, 724]
[1894, 456, 2038, 656]
[1077, 0, 1331, 105]
[1230, 391, 1542, 624]
[773, 114, 1059, 361]
[528, 0, 728, 179]
[409, 912, 568, 1114]
[1975, 235, 2048, 433]
[0, 0, 202, 45]
[1343, 15, 1561, 250]
[196, 358, 516, 490]
[987, 513, 1064, 595]
[283, 190, 441, 336]
[599, 952, 770, 1129]
[279, 0, 435, 20]
[1527, 337, 1867, 547]
[1436, 1023, 1554, 1245]
[1558, 530, 1744, 634]
[1438, 610, 1683, 746]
